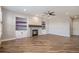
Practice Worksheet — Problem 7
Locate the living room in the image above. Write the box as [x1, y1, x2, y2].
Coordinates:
[0, 6, 79, 52]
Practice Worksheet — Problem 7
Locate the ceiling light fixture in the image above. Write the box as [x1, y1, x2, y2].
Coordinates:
[24, 9, 26, 11]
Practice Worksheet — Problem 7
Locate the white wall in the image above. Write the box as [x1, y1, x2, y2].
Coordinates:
[47, 16, 70, 37]
[72, 19, 79, 35]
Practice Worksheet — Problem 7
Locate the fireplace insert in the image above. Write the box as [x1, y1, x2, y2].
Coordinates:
[32, 29, 38, 36]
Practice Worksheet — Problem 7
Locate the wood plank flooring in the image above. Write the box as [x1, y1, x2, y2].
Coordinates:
[0, 34, 79, 53]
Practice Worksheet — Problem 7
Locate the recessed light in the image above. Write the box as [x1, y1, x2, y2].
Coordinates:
[24, 9, 26, 11]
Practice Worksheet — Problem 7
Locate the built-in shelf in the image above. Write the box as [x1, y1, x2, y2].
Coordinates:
[29, 25, 42, 27]
[42, 21, 46, 29]
[16, 17, 27, 30]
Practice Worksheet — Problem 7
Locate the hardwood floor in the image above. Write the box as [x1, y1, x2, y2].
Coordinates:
[0, 34, 79, 53]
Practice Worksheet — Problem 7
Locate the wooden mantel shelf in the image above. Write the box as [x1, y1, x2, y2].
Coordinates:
[29, 25, 42, 27]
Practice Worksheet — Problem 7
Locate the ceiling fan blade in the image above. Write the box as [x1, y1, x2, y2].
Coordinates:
[52, 14, 55, 16]
[51, 12, 55, 13]
[43, 10, 56, 16]
[44, 12, 48, 15]
[70, 16, 74, 20]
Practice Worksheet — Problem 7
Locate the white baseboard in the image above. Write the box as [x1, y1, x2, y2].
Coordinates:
[1, 37, 28, 42]
[1, 38, 16, 42]
[48, 33, 70, 37]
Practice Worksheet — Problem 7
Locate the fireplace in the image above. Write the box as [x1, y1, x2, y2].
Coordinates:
[29, 25, 42, 37]
[32, 29, 38, 36]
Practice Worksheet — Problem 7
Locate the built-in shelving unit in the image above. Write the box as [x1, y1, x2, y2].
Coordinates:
[42, 21, 46, 29]
[16, 17, 27, 38]
[16, 17, 27, 30]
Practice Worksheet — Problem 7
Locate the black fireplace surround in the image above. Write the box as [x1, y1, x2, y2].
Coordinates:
[32, 29, 38, 36]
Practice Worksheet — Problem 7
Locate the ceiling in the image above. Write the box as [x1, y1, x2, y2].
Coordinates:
[2, 6, 79, 16]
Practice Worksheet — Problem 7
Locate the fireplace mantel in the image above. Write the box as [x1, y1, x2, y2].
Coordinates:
[29, 25, 42, 27]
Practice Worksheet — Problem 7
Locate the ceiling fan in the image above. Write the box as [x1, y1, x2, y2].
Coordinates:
[43, 10, 55, 16]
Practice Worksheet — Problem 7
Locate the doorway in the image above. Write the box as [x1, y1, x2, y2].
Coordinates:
[70, 17, 79, 36]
